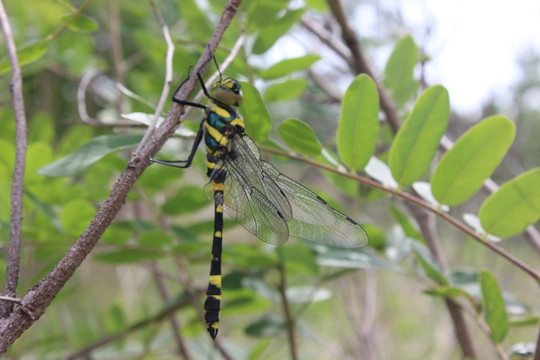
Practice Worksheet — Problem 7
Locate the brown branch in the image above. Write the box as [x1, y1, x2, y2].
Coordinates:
[258, 144, 540, 282]
[0, 0, 243, 353]
[277, 257, 298, 360]
[0, 0, 28, 319]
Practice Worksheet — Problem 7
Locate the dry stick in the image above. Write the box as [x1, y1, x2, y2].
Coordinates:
[0, 0, 27, 319]
[0, 0, 243, 353]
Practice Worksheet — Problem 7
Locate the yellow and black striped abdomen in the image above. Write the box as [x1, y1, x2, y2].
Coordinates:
[204, 178, 225, 339]
[202, 105, 244, 339]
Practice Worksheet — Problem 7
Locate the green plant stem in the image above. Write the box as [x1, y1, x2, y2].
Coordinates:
[258, 144, 540, 283]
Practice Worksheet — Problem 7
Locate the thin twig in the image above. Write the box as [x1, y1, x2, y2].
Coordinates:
[0, 0, 27, 319]
[0, 0, 244, 353]
[135, 0, 175, 153]
[108, 0, 126, 115]
[534, 325, 540, 360]
[258, 144, 540, 282]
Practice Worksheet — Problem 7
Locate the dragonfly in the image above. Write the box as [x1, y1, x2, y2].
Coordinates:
[151, 56, 368, 340]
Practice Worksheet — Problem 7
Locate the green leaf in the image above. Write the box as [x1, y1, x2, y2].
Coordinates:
[336, 74, 380, 172]
[60, 199, 96, 237]
[384, 35, 419, 107]
[61, 14, 99, 33]
[245, 318, 286, 337]
[264, 78, 308, 102]
[162, 185, 209, 215]
[410, 241, 447, 285]
[278, 119, 322, 156]
[252, 8, 304, 54]
[239, 82, 272, 142]
[277, 243, 319, 276]
[37, 134, 142, 177]
[480, 270, 508, 343]
[94, 248, 163, 263]
[431, 115, 515, 206]
[259, 55, 320, 79]
[389, 85, 449, 187]
[246, 0, 290, 33]
[478, 168, 540, 238]
[138, 230, 173, 248]
[0, 41, 49, 75]
[389, 204, 423, 241]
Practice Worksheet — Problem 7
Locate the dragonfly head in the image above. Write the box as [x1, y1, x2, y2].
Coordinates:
[211, 78, 243, 107]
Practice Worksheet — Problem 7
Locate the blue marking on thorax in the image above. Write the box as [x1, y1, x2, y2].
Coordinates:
[205, 108, 236, 152]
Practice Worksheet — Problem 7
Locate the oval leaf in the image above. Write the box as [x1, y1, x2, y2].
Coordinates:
[263, 78, 308, 102]
[239, 82, 272, 142]
[389, 85, 449, 187]
[478, 168, 540, 238]
[431, 116, 515, 206]
[278, 119, 322, 156]
[383, 35, 420, 107]
[259, 55, 320, 79]
[37, 134, 143, 177]
[252, 8, 304, 54]
[61, 14, 99, 33]
[480, 270, 508, 343]
[0, 41, 49, 75]
[336, 74, 379, 172]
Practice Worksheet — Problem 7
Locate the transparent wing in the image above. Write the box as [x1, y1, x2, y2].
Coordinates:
[241, 136, 368, 248]
[204, 136, 291, 245]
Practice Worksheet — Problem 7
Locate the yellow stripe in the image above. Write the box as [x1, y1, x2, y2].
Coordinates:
[209, 322, 219, 330]
[215, 231, 222, 237]
[212, 106, 231, 118]
[207, 162, 226, 170]
[205, 123, 226, 145]
[216, 205, 223, 212]
[209, 275, 222, 288]
[231, 118, 244, 127]
[212, 181, 225, 191]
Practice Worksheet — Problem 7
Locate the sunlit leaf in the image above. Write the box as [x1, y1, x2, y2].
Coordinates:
[264, 78, 308, 102]
[252, 8, 304, 54]
[37, 134, 142, 177]
[384, 35, 419, 107]
[389, 85, 449, 187]
[239, 82, 272, 142]
[337, 74, 379, 172]
[259, 55, 320, 79]
[431, 116, 515, 206]
[285, 286, 332, 304]
[278, 119, 322, 156]
[478, 168, 540, 238]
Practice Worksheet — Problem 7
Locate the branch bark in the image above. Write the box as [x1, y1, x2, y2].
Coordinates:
[0, 0, 28, 319]
[0, 0, 243, 353]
